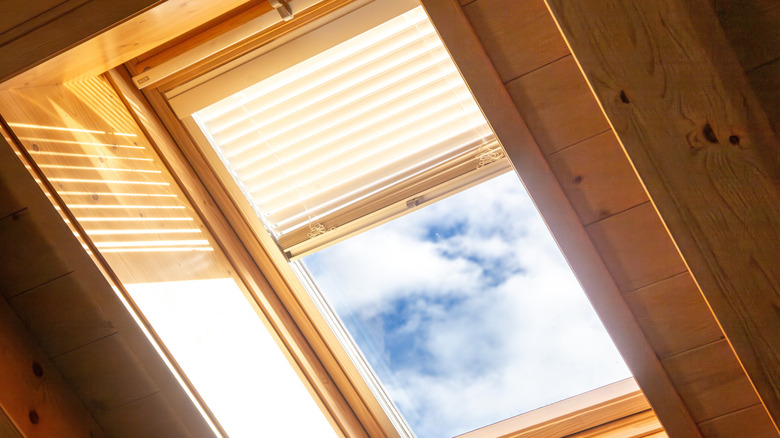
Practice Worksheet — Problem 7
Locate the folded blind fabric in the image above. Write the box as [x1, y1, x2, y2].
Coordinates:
[193, 6, 508, 257]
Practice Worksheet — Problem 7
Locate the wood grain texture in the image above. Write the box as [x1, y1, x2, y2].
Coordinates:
[715, 0, 780, 71]
[662, 339, 761, 422]
[92, 393, 192, 438]
[547, 130, 649, 225]
[463, 0, 568, 82]
[545, 0, 780, 429]
[0, 290, 103, 437]
[0, 0, 249, 87]
[698, 404, 779, 438]
[420, 1, 701, 437]
[505, 56, 610, 155]
[623, 272, 723, 358]
[585, 202, 687, 292]
[0, 0, 67, 36]
[8, 273, 118, 358]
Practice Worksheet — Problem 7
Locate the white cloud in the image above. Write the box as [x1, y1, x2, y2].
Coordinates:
[303, 172, 630, 438]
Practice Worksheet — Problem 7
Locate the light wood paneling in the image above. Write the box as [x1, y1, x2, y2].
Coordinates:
[585, 203, 687, 292]
[8, 272, 118, 358]
[623, 272, 723, 359]
[547, 130, 649, 225]
[505, 56, 610, 155]
[462, 0, 568, 82]
[0, 291, 103, 437]
[92, 393, 192, 438]
[698, 404, 779, 438]
[0, 210, 72, 299]
[662, 340, 761, 423]
[53, 334, 159, 413]
[545, 0, 780, 429]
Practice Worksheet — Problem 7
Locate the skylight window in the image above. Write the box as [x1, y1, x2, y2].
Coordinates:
[182, 1, 633, 436]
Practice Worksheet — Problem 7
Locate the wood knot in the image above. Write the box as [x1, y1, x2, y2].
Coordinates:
[32, 362, 43, 378]
[619, 90, 630, 104]
[729, 135, 740, 145]
[572, 175, 583, 184]
[702, 123, 719, 144]
[29, 410, 39, 424]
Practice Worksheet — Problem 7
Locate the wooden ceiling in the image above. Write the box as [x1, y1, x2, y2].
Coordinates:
[0, 0, 778, 437]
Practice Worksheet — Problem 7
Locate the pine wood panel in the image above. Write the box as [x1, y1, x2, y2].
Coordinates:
[545, 0, 780, 429]
[462, 0, 568, 82]
[623, 272, 723, 359]
[662, 339, 761, 423]
[92, 393, 192, 438]
[0, 0, 66, 35]
[0, 210, 72, 299]
[505, 56, 610, 155]
[698, 404, 779, 438]
[546, 131, 649, 225]
[8, 272, 118, 358]
[0, 408, 21, 438]
[715, 0, 780, 71]
[584, 202, 687, 292]
[0, 292, 103, 437]
[52, 334, 160, 413]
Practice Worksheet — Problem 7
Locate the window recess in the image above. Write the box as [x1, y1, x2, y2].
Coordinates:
[172, 0, 511, 258]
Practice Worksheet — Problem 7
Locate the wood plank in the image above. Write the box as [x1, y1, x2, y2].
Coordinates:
[0, 0, 66, 36]
[0, 407, 22, 438]
[698, 404, 779, 438]
[748, 58, 780, 136]
[662, 339, 760, 422]
[715, 0, 780, 71]
[8, 272, 118, 358]
[0, 292, 103, 437]
[418, 2, 701, 437]
[92, 393, 191, 438]
[462, 0, 568, 82]
[505, 56, 610, 154]
[585, 202, 687, 292]
[547, 130, 649, 225]
[544, 0, 780, 430]
[0, 0, 250, 87]
[623, 272, 723, 358]
[566, 410, 665, 438]
[52, 334, 159, 413]
[0, 209, 72, 299]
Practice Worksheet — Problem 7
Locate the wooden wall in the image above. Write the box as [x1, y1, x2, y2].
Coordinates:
[458, 0, 778, 436]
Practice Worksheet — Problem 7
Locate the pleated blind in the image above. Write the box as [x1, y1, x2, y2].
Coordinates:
[193, 6, 509, 257]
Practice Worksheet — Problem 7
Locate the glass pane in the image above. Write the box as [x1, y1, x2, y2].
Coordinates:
[302, 172, 631, 437]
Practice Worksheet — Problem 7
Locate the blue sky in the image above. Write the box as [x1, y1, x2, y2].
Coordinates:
[303, 171, 631, 437]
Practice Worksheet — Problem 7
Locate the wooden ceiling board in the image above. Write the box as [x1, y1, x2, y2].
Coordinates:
[505, 56, 611, 155]
[92, 393, 194, 438]
[623, 272, 724, 359]
[546, 130, 649, 225]
[714, 0, 780, 71]
[698, 404, 780, 438]
[662, 339, 761, 423]
[8, 273, 118, 358]
[462, 0, 569, 82]
[584, 202, 688, 293]
[748, 59, 780, 136]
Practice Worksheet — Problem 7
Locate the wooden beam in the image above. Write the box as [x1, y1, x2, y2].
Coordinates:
[543, 0, 780, 431]
[0, 0, 249, 88]
[418, 1, 700, 437]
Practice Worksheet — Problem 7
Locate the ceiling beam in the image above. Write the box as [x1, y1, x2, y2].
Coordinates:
[543, 0, 780, 431]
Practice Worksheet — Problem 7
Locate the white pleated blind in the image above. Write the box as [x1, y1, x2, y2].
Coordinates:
[193, 6, 509, 257]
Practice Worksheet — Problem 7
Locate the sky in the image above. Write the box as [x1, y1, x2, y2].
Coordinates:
[304, 171, 631, 438]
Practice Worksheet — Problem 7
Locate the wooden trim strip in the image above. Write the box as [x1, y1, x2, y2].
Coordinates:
[417, 1, 701, 437]
[542, 0, 780, 432]
[107, 66, 400, 438]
